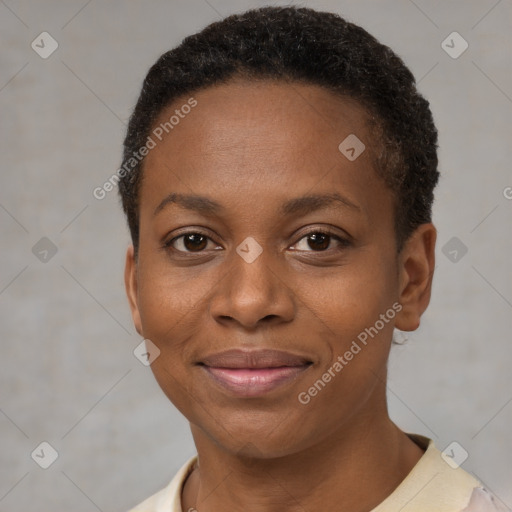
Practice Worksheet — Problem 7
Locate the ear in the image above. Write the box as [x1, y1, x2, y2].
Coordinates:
[394, 223, 436, 331]
[124, 245, 143, 336]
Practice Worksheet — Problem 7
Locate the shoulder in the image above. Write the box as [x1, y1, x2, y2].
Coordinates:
[127, 455, 197, 512]
[372, 434, 509, 512]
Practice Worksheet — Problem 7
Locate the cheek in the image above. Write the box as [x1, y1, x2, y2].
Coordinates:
[295, 252, 398, 393]
[300, 251, 398, 336]
[288, 267, 397, 443]
[134, 256, 222, 407]
[136, 252, 216, 337]
[135, 271, 201, 415]
[135, 263, 188, 366]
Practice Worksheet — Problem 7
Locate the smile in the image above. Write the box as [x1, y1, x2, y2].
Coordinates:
[198, 349, 313, 397]
[202, 365, 311, 397]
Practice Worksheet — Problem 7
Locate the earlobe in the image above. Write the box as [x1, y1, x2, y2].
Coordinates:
[394, 223, 436, 332]
[124, 245, 143, 336]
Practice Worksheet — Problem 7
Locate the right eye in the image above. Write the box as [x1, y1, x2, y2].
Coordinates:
[164, 232, 222, 254]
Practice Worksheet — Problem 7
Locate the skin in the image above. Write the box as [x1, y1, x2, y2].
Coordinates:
[125, 79, 436, 512]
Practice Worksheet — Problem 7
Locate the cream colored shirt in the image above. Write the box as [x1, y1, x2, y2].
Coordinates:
[128, 435, 508, 512]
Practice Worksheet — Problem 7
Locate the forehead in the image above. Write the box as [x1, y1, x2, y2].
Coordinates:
[151, 79, 372, 155]
[140, 79, 388, 219]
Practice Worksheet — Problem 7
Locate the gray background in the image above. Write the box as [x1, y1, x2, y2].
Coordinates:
[1, 0, 511, 510]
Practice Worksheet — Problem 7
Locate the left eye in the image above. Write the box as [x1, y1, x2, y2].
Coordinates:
[292, 231, 348, 252]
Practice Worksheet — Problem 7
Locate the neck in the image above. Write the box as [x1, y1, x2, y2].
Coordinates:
[181, 398, 424, 512]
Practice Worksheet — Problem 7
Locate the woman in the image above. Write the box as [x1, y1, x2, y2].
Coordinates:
[119, 7, 508, 511]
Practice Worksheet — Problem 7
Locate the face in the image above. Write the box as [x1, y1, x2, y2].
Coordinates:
[125, 79, 435, 458]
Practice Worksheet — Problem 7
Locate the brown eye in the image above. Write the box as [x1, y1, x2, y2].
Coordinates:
[167, 232, 214, 253]
[306, 232, 330, 251]
[291, 230, 350, 253]
[183, 233, 208, 251]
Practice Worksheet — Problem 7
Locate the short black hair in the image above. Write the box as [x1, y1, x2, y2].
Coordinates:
[119, 6, 439, 253]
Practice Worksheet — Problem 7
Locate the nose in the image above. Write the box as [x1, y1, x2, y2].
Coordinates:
[209, 244, 295, 330]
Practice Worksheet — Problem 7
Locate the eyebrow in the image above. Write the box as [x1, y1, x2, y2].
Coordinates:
[280, 193, 361, 216]
[153, 192, 361, 217]
[154, 193, 221, 217]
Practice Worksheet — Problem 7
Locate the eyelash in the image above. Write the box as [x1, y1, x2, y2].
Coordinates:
[163, 228, 351, 255]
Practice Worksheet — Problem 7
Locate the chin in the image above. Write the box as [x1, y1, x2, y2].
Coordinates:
[196, 410, 318, 460]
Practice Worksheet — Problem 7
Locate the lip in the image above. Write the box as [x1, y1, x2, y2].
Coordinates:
[200, 348, 312, 369]
[199, 349, 313, 398]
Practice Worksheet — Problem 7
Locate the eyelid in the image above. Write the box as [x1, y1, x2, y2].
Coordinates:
[295, 225, 350, 238]
[163, 225, 352, 254]
[290, 226, 352, 247]
[163, 227, 222, 252]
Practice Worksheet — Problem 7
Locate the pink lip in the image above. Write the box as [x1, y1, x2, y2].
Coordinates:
[200, 348, 311, 369]
[202, 366, 311, 397]
[198, 349, 313, 397]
